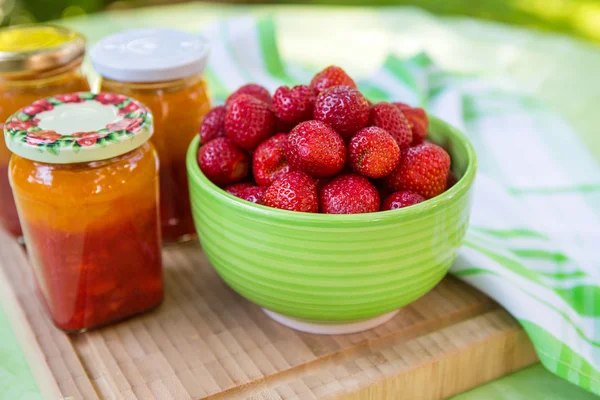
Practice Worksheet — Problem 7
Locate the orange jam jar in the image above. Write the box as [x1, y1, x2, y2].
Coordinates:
[5, 92, 163, 332]
[90, 28, 211, 242]
[0, 24, 90, 238]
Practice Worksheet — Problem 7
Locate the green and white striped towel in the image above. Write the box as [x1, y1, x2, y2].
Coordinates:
[202, 16, 600, 395]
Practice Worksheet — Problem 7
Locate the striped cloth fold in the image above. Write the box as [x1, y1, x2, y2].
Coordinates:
[202, 16, 600, 395]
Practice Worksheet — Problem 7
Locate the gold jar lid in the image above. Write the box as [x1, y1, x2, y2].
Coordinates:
[0, 24, 86, 78]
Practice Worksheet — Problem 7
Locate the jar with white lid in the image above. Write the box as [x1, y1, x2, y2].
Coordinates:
[90, 28, 211, 243]
[5, 92, 163, 332]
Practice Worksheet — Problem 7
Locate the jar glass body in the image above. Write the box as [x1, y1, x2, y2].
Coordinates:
[100, 74, 211, 242]
[9, 142, 163, 332]
[0, 62, 89, 238]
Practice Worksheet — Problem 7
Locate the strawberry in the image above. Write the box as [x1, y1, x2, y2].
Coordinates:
[272, 85, 316, 125]
[310, 66, 357, 94]
[286, 120, 346, 178]
[263, 171, 318, 212]
[446, 171, 459, 189]
[253, 133, 290, 186]
[198, 137, 249, 186]
[275, 118, 296, 133]
[394, 102, 428, 145]
[349, 126, 400, 178]
[384, 142, 450, 199]
[313, 85, 370, 139]
[314, 178, 330, 192]
[226, 184, 267, 204]
[226, 83, 272, 107]
[225, 94, 276, 150]
[225, 183, 254, 197]
[320, 174, 380, 214]
[199, 106, 226, 144]
[370, 102, 412, 150]
[239, 186, 267, 204]
[376, 183, 394, 202]
[381, 190, 426, 211]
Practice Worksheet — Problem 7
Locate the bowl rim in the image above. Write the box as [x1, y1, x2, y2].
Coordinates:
[187, 115, 477, 223]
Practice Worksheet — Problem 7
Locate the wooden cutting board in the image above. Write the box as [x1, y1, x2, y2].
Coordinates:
[0, 229, 538, 400]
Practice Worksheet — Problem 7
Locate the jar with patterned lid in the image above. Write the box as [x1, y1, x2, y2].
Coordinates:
[0, 24, 90, 238]
[91, 28, 211, 243]
[5, 92, 162, 332]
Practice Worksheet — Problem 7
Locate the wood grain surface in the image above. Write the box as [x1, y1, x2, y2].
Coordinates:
[0, 229, 538, 399]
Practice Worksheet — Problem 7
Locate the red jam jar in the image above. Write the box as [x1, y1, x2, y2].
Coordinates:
[90, 28, 211, 243]
[0, 24, 90, 238]
[5, 92, 163, 332]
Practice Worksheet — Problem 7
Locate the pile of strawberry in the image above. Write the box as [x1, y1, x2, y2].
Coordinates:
[197, 66, 455, 214]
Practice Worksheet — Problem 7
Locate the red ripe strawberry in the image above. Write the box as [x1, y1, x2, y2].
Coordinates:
[272, 85, 316, 125]
[376, 183, 394, 202]
[394, 102, 428, 145]
[313, 85, 370, 139]
[446, 171, 459, 189]
[320, 174, 380, 214]
[253, 133, 290, 186]
[370, 103, 412, 150]
[239, 186, 267, 204]
[226, 83, 272, 107]
[225, 94, 276, 150]
[199, 106, 226, 144]
[381, 190, 426, 211]
[226, 184, 267, 204]
[314, 178, 330, 192]
[225, 183, 254, 197]
[310, 66, 357, 94]
[198, 137, 249, 186]
[286, 120, 346, 178]
[384, 142, 450, 199]
[275, 118, 295, 133]
[263, 171, 318, 213]
[349, 127, 400, 178]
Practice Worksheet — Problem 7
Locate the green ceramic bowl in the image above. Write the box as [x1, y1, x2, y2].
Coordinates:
[187, 116, 477, 331]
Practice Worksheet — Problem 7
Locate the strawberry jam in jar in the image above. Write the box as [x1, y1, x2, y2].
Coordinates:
[0, 24, 90, 238]
[91, 29, 211, 243]
[5, 93, 163, 332]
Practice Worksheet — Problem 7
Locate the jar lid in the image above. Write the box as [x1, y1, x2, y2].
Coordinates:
[4, 92, 153, 164]
[0, 24, 86, 77]
[90, 28, 210, 83]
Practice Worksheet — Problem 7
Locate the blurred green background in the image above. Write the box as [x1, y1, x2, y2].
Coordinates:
[3, 0, 600, 45]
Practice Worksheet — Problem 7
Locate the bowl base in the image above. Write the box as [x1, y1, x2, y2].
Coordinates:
[262, 309, 399, 335]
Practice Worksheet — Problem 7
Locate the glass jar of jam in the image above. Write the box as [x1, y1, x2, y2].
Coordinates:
[0, 24, 90, 238]
[5, 92, 163, 332]
[90, 28, 211, 243]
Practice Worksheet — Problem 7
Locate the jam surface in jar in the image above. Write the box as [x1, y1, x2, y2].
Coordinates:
[0, 24, 89, 238]
[91, 28, 211, 242]
[6, 93, 162, 332]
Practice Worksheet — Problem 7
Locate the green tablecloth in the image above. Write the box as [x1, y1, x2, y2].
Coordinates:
[1, 4, 599, 399]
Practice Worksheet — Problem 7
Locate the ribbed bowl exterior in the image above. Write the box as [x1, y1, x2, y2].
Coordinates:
[187, 117, 477, 322]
